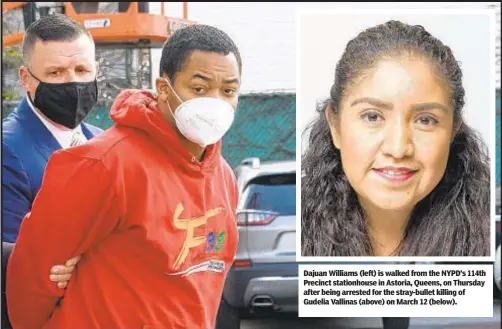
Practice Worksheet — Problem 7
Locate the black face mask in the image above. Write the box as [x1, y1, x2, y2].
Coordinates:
[28, 70, 98, 129]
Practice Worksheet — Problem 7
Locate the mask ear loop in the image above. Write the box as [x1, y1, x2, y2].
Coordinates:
[163, 77, 190, 128]
[162, 78, 205, 158]
[164, 78, 184, 105]
[26, 68, 42, 82]
[163, 79, 177, 120]
[26, 68, 42, 106]
[162, 78, 189, 140]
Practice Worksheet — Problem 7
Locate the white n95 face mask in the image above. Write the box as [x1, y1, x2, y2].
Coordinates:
[165, 79, 235, 148]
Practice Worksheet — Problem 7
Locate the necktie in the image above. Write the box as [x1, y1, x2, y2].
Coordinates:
[70, 131, 86, 147]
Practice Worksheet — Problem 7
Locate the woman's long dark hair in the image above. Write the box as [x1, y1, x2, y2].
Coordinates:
[301, 20, 490, 256]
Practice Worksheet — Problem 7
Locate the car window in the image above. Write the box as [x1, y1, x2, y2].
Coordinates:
[239, 173, 295, 216]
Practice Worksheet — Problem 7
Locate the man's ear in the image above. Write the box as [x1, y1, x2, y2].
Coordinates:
[19, 65, 30, 91]
[325, 103, 340, 149]
[155, 76, 170, 102]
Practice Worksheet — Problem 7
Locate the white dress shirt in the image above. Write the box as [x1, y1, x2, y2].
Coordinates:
[27, 97, 88, 149]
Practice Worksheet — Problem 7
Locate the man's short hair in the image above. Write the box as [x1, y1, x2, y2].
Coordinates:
[159, 24, 242, 81]
[22, 14, 92, 63]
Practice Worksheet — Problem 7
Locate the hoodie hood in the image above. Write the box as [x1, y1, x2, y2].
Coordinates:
[109, 89, 222, 174]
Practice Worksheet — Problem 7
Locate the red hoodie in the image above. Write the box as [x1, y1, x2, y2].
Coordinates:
[7, 90, 239, 329]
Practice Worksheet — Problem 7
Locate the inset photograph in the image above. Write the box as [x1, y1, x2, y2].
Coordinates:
[298, 9, 497, 260]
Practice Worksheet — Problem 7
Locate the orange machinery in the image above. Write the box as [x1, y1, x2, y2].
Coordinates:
[2, 2, 196, 48]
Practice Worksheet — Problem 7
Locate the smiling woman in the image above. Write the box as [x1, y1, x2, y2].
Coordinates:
[301, 20, 491, 257]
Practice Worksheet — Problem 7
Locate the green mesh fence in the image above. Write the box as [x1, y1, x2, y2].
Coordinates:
[222, 92, 296, 168]
[2, 92, 296, 168]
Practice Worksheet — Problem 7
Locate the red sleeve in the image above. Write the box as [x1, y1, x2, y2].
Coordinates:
[6, 150, 120, 329]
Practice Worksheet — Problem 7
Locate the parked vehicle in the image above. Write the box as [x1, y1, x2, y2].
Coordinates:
[216, 158, 410, 329]
[216, 158, 297, 329]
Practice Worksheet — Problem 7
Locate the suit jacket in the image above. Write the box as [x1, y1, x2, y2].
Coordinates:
[2, 97, 103, 242]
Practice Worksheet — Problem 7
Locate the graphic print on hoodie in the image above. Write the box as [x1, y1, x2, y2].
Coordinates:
[7, 90, 240, 329]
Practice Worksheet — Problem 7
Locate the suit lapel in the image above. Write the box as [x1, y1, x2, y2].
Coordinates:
[16, 97, 62, 161]
[81, 123, 97, 139]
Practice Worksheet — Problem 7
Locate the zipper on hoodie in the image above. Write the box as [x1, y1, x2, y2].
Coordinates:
[190, 156, 204, 170]
[191, 156, 201, 165]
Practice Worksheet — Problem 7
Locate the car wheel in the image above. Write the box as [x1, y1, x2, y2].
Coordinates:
[382, 317, 410, 329]
[215, 298, 240, 329]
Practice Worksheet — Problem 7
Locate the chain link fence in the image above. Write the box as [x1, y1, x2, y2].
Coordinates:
[2, 91, 296, 169]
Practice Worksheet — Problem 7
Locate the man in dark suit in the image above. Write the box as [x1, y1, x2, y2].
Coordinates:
[2, 15, 101, 294]
[2, 14, 103, 328]
[2, 14, 102, 244]
[1, 17, 104, 313]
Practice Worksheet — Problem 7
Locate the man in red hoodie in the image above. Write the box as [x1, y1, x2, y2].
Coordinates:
[7, 24, 242, 329]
